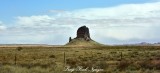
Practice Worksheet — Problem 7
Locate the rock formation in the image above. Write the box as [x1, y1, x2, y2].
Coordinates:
[66, 25, 103, 46]
[76, 26, 91, 41]
[69, 37, 72, 42]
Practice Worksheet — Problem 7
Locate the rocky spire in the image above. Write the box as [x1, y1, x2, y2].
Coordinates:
[66, 25, 103, 46]
[76, 26, 91, 41]
[69, 37, 72, 42]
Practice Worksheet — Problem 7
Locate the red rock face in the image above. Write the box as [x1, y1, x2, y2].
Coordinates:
[76, 26, 91, 41]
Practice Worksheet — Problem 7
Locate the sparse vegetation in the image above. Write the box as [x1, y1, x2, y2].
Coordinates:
[17, 47, 23, 51]
[0, 46, 160, 73]
[49, 55, 55, 58]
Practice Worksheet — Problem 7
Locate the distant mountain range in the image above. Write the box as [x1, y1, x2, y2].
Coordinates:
[124, 42, 160, 46]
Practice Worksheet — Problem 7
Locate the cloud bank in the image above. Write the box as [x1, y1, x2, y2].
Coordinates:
[0, 2, 160, 45]
[0, 21, 6, 31]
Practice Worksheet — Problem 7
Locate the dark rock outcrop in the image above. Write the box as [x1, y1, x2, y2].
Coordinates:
[76, 26, 91, 41]
[69, 37, 72, 42]
[66, 25, 103, 46]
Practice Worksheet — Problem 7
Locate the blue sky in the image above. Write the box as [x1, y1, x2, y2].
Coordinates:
[0, 0, 151, 22]
[0, 0, 160, 45]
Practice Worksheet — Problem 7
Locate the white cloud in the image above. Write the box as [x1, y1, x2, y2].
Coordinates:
[16, 15, 55, 27]
[49, 9, 66, 14]
[0, 21, 6, 31]
[58, 2, 160, 20]
[1, 2, 160, 45]
[151, 0, 160, 2]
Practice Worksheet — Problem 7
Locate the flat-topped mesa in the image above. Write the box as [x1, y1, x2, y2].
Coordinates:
[76, 26, 91, 41]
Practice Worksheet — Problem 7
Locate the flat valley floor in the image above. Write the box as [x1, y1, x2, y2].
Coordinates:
[0, 46, 160, 73]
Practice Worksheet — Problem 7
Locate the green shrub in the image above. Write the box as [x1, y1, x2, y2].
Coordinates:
[49, 55, 55, 58]
[17, 47, 23, 51]
[117, 60, 131, 71]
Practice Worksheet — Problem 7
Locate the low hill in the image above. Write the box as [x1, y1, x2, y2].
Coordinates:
[65, 38, 104, 47]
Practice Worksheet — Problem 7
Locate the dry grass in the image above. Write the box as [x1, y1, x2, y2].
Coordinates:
[0, 46, 160, 73]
